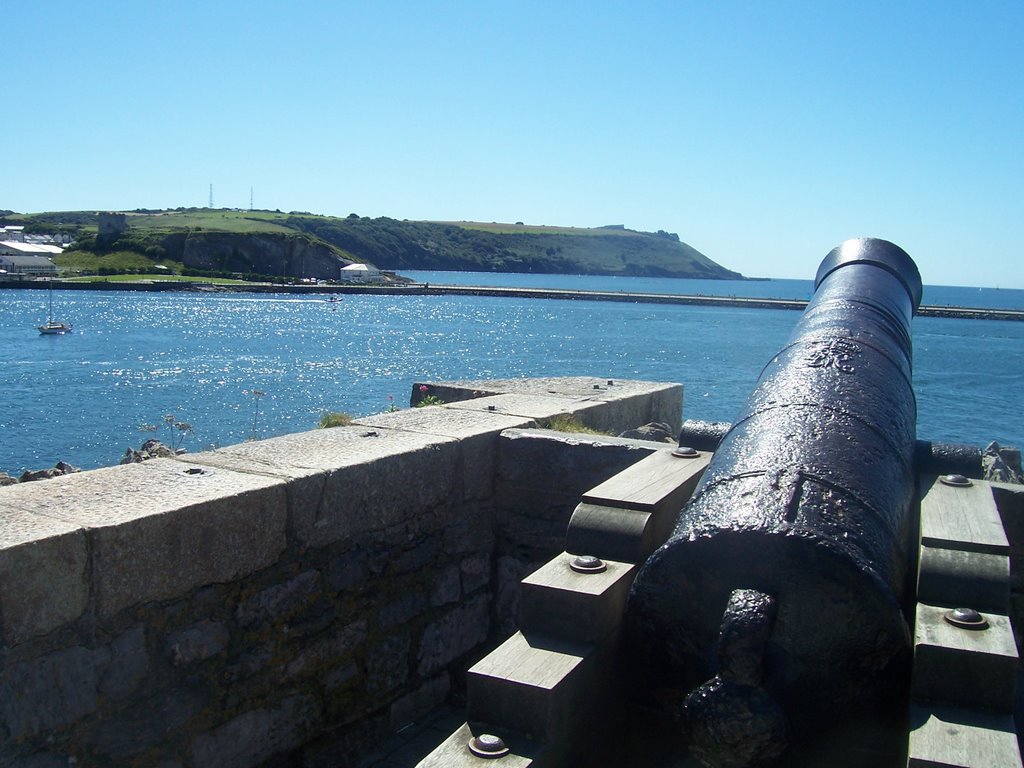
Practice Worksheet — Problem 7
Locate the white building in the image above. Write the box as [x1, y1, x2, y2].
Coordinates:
[0, 241, 63, 276]
[339, 262, 380, 282]
[2, 225, 26, 242]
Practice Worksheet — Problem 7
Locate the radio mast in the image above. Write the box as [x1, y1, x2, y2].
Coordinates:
[208, 184, 214, 209]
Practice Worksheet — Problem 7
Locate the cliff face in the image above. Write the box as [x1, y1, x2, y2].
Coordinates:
[13, 208, 745, 280]
[175, 232, 352, 280]
[288, 217, 743, 279]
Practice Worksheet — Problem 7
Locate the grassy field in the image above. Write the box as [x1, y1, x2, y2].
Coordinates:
[65, 274, 251, 285]
[123, 210, 296, 234]
[53, 249, 182, 274]
[428, 221, 644, 237]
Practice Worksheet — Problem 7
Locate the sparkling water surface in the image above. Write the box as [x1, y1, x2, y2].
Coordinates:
[1, 274, 1021, 475]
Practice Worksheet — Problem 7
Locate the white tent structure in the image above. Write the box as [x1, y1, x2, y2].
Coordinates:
[339, 262, 380, 282]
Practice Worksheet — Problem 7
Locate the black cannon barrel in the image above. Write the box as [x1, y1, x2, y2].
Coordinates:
[628, 239, 922, 757]
[681, 419, 985, 479]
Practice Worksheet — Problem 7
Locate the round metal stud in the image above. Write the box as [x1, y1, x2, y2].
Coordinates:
[570, 555, 607, 573]
[468, 733, 510, 758]
[672, 446, 699, 458]
[944, 607, 989, 630]
[940, 473, 972, 487]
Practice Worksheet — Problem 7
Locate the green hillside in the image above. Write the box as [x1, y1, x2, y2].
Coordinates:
[1, 208, 743, 280]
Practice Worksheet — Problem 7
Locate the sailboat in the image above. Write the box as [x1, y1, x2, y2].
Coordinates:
[38, 280, 73, 335]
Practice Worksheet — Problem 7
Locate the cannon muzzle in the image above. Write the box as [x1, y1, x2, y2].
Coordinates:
[628, 238, 922, 765]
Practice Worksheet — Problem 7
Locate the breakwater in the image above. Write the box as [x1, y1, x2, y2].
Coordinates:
[7, 278, 1024, 320]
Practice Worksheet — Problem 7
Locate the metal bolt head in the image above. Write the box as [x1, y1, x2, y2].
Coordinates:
[940, 473, 972, 487]
[673, 446, 699, 458]
[570, 554, 607, 573]
[468, 733, 510, 758]
[944, 607, 989, 630]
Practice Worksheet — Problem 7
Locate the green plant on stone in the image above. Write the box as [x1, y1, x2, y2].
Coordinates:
[540, 414, 610, 435]
[415, 384, 444, 407]
[319, 411, 353, 428]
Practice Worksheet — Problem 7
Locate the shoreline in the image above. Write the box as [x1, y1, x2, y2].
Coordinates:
[2, 278, 1022, 321]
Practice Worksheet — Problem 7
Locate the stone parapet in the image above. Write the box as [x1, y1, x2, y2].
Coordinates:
[0, 377, 679, 767]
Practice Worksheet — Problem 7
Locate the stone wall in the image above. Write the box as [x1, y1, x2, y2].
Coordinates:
[0, 377, 681, 768]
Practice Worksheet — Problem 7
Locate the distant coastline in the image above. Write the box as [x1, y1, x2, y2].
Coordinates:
[3, 278, 1021, 321]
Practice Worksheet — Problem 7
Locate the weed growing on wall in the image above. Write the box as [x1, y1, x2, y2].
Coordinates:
[139, 414, 193, 451]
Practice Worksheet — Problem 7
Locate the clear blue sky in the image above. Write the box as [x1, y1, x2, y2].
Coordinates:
[6, 2, 1022, 288]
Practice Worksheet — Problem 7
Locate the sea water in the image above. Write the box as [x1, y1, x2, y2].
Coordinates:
[1, 274, 1022, 475]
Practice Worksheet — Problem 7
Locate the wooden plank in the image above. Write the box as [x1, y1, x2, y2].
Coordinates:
[917, 546, 1009, 613]
[519, 553, 635, 644]
[908, 704, 1022, 767]
[415, 722, 536, 768]
[565, 503, 658, 564]
[467, 631, 599, 741]
[919, 476, 1008, 555]
[581, 448, 709, 512]
[911, 603, 1018, 712]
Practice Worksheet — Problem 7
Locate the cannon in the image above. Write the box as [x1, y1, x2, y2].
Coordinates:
[628, 238, 923, 765]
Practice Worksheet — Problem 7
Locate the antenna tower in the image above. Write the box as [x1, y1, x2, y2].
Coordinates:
[250, 186, 254, 211]
[209, 184, 214, 209]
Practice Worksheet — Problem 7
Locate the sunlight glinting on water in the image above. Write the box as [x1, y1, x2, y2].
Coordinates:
[1, 285, 1022, 474]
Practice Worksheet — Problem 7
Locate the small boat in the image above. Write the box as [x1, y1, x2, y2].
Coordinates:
[38, 281, 73, 335]
[39, 320, 74, 335]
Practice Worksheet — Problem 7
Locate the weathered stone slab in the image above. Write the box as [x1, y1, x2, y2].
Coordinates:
[167, 620, 230, 666]
[91, 686, 207, 760]
[354, 407, 532, 501]
[184, 426, 459, 548]
[366, 634, 411, 697]
[190, 693, 322, 768]
[356, 405, 531, 439]
[417, 594, 490, 677]
[422, 376, 683, 434]
[0, 460, 287, 619]
[0, 504, 88, 645]
[100, 626, 149, 702]
[428, 375, 674, 401]
[0, 644, 111, 739]
[447, 392, 607, 424]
